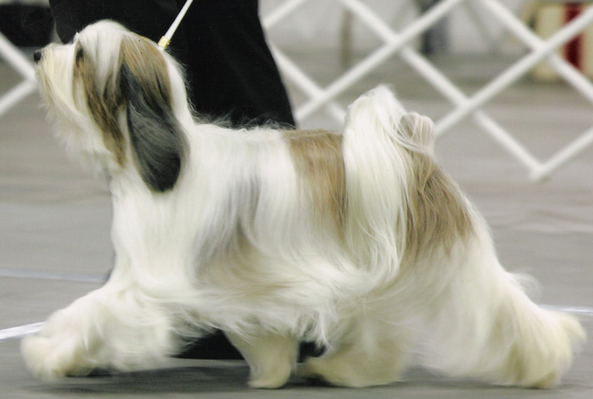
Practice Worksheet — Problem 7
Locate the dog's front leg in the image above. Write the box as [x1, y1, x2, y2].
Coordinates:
[21, 288, 114, 380]
[21, 283, 176, 380]
[225, 331, 298, 388]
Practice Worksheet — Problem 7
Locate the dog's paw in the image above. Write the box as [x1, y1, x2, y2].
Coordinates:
[246, 358, 293, 389]
[21, 334, 95, 381]
[299, 356, 405, 388]
[299, 358, 344, 386]
[248, 372, 290, 389]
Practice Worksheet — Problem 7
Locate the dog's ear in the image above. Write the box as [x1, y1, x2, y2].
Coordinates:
[119, 36, 187, 192]
[75, 41, 127, 167]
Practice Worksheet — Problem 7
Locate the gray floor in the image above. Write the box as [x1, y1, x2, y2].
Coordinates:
[1, 51, 592, 398]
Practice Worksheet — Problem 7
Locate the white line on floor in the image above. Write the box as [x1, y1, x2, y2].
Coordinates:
[0, 323, 44, 342]
[542, 305, 593, 316]
[1, 305, 592, 343]
[0, 268, 106, 283]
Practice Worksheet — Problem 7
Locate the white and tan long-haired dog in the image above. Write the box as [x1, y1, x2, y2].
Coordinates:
[23, 20, 584, 389]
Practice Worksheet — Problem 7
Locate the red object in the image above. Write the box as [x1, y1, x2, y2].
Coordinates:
[564, 4, 584, 70]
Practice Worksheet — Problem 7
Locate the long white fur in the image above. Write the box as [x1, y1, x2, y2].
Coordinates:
[22, 21, 585, 389]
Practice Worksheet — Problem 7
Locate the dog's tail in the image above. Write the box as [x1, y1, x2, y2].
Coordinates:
[341, 85, 434, 281]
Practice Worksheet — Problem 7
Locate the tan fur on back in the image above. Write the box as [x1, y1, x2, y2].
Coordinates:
[404, 149, 474, 261]
[284, 130, 346, 239]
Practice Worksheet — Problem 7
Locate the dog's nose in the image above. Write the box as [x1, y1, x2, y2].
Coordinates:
[33, 50, 42, 63]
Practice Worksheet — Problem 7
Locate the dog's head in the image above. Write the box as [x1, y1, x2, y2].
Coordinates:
[34, 20, 188, 192]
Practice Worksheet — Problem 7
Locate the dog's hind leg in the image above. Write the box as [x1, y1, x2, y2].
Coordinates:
[300, 321, 413, 388]
[418, 233, 586, 388]
[225, 331, 298, 389]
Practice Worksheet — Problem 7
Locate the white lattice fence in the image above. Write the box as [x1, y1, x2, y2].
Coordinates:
[263, 0, 593, 180]
[0, 30, 36, 117]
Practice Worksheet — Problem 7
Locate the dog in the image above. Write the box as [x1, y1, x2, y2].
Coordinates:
[23, 20, 584, 389]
